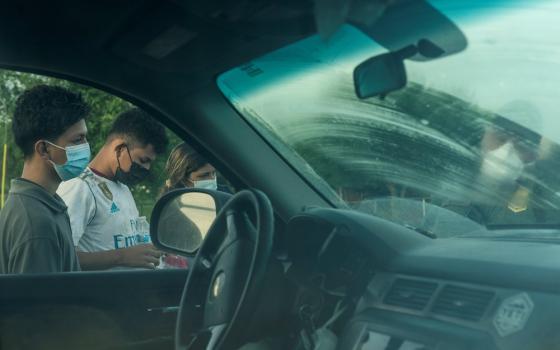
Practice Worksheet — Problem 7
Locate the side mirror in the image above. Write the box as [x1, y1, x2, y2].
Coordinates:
[150, 189, 231, 255]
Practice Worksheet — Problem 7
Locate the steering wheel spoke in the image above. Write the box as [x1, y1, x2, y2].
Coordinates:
[176, 190, 274, 350]
[242, 213, 258, 240]
[184, 323, 229, 350]
[226, 211, 241, 241]
[205, 323, 229, 350]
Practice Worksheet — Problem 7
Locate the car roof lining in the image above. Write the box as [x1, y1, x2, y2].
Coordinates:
[0, 0, 334, 220]
[0, 1, 314, 87]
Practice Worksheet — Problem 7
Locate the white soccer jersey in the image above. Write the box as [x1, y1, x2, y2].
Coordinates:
[57, 167, 150, 253]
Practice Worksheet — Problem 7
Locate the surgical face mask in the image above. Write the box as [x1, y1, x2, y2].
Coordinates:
[46, 141, 91, 181]
[480, 142, 524, 183]
[193, 178, 218, 190]
[114, 146, 150, 186]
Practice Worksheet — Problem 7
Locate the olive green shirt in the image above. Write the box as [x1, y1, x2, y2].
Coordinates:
[0, 178, 80, 274]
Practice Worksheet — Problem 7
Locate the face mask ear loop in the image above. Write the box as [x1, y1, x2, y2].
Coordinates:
[116, 149, 123, 172]
[43, 140, 65, 150]
[116, 144, 130, 172]
[125, 145, 134, 164]
[43, 140, 64, 165]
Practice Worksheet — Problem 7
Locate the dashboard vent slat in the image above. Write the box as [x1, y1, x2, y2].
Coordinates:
[384, 278, 438, 311]
[432, 285, 495, 321]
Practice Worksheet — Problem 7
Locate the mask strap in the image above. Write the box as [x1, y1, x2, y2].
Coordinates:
[125, 145, 134, 163]
[116, 144, 132, 171]
[116, 147, 123, 170]
[43, 140, 66, 151]
[42, 140, 65, 165]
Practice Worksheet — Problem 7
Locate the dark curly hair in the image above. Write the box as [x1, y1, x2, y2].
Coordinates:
[108, 108, 168, 154]
[13, 85, 90, 158]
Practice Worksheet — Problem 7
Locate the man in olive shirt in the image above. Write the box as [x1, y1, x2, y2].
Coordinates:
[0, 85, 90, 274]
[0, 179, 80, 273]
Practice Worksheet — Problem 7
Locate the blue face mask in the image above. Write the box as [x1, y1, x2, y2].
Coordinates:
[193, 178, 218, 190]
[46, 141, 91, 181]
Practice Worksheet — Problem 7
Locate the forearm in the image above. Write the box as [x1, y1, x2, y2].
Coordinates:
[77, 244, 162, 270]
[77, 250, 122, 271]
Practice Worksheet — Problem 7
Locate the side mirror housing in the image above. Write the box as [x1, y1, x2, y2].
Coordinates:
[150, 189, 232, 256]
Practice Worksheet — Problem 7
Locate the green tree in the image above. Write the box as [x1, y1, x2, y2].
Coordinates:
[0, 69, 181, 218]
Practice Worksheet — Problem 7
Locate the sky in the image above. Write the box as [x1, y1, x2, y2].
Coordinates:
[408, 0, 560, 140]
[219, 0, 560, 142]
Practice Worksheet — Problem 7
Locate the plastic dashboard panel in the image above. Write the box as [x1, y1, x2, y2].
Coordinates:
[286, 208, 560, 350]
[339, 309, 496, 350]
[349, 272, 560, 350]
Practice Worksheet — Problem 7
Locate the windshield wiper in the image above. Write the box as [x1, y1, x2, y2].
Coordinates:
[457, 226, 560, 241]
[486, 223, 560, 230]
[404, 224, 437, 239]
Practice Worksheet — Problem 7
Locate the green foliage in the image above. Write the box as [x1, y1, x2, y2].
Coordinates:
[0, 70, 181, 217]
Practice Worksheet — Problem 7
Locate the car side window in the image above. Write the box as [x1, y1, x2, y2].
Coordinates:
[0, 69, 232, 274]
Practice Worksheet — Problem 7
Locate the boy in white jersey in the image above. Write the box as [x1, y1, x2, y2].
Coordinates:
[58, 108, 168, 270]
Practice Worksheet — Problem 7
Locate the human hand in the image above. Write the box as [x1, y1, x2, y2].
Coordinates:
[118, 244, 163, 269]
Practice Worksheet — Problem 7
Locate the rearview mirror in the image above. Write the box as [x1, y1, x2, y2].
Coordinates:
[150, 189, 231, 255]
[353, 52, 407, 99]
[354, 40, 445, 99]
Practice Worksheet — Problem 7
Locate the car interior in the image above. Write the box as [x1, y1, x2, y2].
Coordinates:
[1, 1, 559, 350]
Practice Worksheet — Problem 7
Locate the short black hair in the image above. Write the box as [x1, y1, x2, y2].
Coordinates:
[108, 108, 168, 154]
[13, 85, 90, 157]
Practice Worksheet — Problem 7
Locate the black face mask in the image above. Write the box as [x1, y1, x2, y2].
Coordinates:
[114, 146, 150, 186]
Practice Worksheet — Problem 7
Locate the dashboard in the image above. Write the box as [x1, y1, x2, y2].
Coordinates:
[285, 208, 560, 350]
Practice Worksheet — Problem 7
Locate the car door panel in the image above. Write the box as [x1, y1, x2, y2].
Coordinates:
[0, 270, 187, 349]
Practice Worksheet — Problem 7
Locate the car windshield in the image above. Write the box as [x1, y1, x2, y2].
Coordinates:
[217, 0, 560, 237]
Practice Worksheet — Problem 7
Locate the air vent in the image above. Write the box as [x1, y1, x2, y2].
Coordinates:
[384, 278, 438, 310]
[432, 285, 495, 322]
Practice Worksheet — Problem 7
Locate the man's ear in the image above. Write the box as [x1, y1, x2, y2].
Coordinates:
[35, 140, 50, 160]
[112, 138, 127, 156]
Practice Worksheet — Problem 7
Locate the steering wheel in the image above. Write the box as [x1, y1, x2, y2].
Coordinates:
[175, 189, 274, 350]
